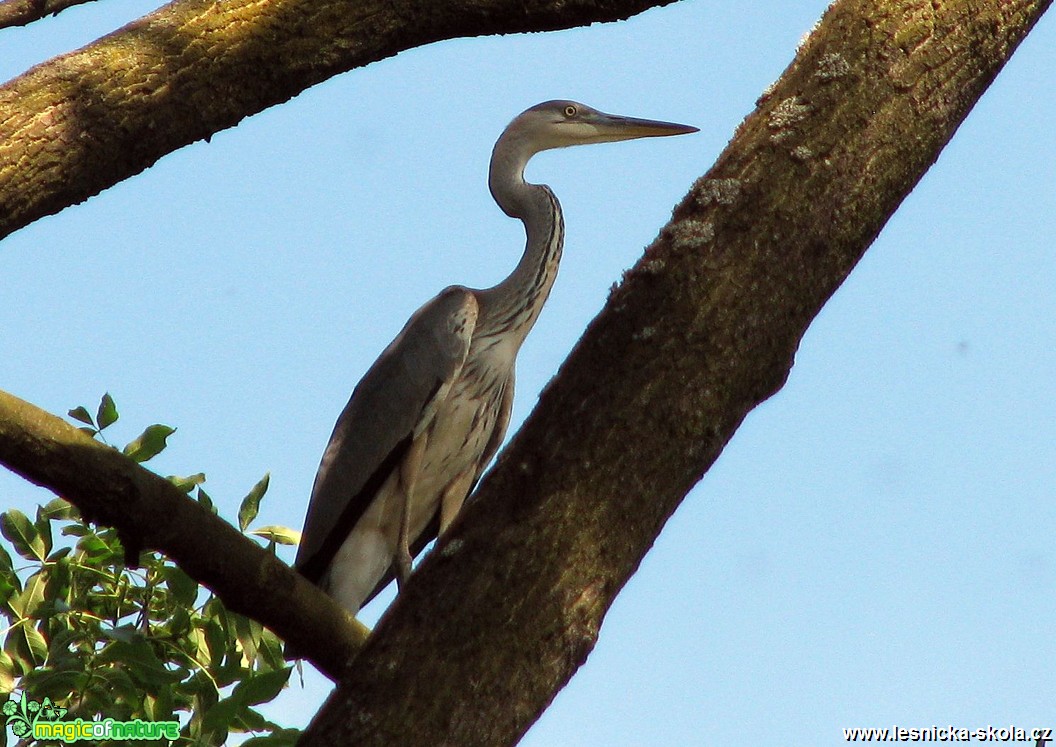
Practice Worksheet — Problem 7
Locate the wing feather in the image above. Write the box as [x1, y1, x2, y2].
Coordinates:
[294, 286, 478, 583]
[357, 366, 515, 605]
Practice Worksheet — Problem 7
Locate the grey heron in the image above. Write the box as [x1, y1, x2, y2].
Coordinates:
[294, 100, 697, 616]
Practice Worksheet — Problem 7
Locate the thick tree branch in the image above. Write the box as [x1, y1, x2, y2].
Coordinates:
[0, 389, 367, 680]
[0, 0, 676, 244]
[298, 0, 1051, 744]
[0, 0, 97, 30]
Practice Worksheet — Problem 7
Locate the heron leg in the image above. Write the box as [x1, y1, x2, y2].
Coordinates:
[395, 433, 427, 591]
[438, 468, 475, 537]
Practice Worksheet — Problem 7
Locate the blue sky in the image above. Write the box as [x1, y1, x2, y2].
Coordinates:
[2, 1, 1054, 744]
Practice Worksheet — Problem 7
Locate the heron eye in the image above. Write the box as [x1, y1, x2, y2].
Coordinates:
[564, 105, 577, 118]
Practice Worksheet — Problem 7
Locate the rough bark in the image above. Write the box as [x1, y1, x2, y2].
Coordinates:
[0, 0, 676, 243]
[298, 0, 1051, 745]
[0, 390, 367, 680]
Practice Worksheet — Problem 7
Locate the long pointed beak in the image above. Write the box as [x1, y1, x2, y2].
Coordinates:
[592, 111, 699, 141]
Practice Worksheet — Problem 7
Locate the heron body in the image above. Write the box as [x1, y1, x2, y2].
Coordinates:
[294, 101, 697, 615]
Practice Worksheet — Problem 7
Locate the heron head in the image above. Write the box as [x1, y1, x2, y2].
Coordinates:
[505, 100, 698, 153]
[489, 100, 698, 216]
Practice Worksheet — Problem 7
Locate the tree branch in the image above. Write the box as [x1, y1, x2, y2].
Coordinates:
[298, 0, 1051, 744]
[0, 0, 677, 244]
[0, 389, 367, 680]
[0, 0, 98, 31]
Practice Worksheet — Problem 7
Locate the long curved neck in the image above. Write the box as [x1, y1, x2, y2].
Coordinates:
[476, 133, 564, 347]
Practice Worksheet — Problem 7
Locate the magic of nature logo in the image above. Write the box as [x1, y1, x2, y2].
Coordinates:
[3, 693, 179, 743]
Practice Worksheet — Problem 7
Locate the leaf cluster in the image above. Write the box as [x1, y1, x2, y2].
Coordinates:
[0, 395, 301, 746]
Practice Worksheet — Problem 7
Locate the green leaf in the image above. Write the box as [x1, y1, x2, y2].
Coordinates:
[42, 556, 71, 608]
[213, 656, 245, 690]
[240, 729, 302, 747]
[249, 526, 300, 546]
[0, 646, 29, 684]
[161, 565, 199, 608]
[102, 626, 139, 644]
[202, 669, 289, 734]
[144, 685, 176, 724]
[40, 497, 77, 522]
[96, 393, 119, 430]
[1, 510, 45, 562]
[44, 546, 72, 564]
[238, 473, 270, 532]
[0, 649, 17, 695]
[202, 617, 228, 664]
[162, 605, 192, 640]
[201, 696, 241, 733]
[0, 543, 13, 575]
[67, 406, 95, 427]
[197, 488, 216, 514]
[122, 424, 176, 463]
[234, 705, 268, 731]
[10, 572, 47, 618]
[75, 534, 116, 563]
[25, 625, 48, 664]
[32, 510, 53, 560]
[257, 630, 287, 670]
[169, 472, 207, 494]
[95, 666, 139, 705]
[20, 664, 83, 701]
[46, 629, 83, 661]
[232, 667, 291, 707]
[186, 625, 210, 667]
[102, 639, 179, 692]
[6, 622, 48, 667]
[0, 574, 17, 611]
[233, 614, 263, 666]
